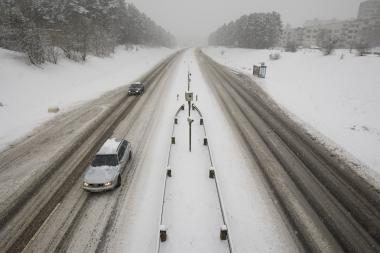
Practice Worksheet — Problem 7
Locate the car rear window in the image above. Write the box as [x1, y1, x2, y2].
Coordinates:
[131, 83, 141, 88]
[91, 155, 118, 167]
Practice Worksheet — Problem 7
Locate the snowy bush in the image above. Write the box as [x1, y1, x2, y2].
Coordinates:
[20, 28, 45, 65]
[269, 53, 281, 60]
[44, 46, 61, 64]
[125, 43, 135, 51]
[316, 29, 339, 56]
[355, 41, 370, 56]
[285, 41, 298, 52]
[62, 48, 85, 62]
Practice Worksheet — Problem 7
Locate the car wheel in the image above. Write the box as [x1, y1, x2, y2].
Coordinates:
[116, 175, 121, 188]
[129, 150, 132, 161]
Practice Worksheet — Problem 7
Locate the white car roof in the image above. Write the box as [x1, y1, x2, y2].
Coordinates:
[97, 138, 123, 155]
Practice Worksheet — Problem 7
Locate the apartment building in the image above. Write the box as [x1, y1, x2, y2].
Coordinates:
[358, 0, 380, 20]
[281, 0, 380, 48]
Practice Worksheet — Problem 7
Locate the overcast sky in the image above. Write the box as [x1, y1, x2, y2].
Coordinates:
[128, 0, 365, 46]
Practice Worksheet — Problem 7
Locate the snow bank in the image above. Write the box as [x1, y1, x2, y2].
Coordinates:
[0, 46, 175, 150]
[203, 47, 380, 175]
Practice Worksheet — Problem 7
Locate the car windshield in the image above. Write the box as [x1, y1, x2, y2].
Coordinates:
[131, 83, 141, 88]
[91, 155, 118, 167]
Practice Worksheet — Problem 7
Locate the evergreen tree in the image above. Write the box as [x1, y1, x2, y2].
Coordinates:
[0, 0, 176, 65]
[209, 12, 282, 49]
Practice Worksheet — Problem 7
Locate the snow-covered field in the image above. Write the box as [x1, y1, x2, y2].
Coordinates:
[0, 46, 175, 150]
[203, 47, 380, 175]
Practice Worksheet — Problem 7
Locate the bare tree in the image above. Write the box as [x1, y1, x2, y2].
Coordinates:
[355, 40, 370, 56]
[316, 29, 339, 55]
[285, 40, 298, 52]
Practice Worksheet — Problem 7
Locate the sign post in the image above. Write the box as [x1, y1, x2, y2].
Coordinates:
[188, 117, 194, 152]
[185, 91, 193, 117]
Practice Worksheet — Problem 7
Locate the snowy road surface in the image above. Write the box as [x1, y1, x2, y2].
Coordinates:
[1, 48, 379, 252]
[108, 50, 298, 253]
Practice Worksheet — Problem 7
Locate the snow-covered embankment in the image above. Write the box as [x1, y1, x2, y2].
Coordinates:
[0, 46, 175, 150]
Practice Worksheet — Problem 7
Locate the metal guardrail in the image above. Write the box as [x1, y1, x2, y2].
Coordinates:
[157, 102, 234, 253]
[192, 103, 234, 253]
[157, 104, 184, 252]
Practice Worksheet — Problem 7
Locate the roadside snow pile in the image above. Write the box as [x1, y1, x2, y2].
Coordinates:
[0, 46, 175, 150]
[204, 47, 380, 174]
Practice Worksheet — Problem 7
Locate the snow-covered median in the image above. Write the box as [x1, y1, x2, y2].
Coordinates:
[203, 47, 380, 175]
[0, 46, 175, 150]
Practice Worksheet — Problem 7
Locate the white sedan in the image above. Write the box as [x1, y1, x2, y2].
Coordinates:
[83, 138, 132, 192]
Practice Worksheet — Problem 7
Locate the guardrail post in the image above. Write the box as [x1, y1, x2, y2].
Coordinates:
[167, 167, 172, 177]
[209, 167, 215, 179]
[160, 225, 167, 242]
[220, 225, 228, 240]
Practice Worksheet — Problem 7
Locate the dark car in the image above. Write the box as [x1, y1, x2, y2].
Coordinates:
[128, 82, 145, 96]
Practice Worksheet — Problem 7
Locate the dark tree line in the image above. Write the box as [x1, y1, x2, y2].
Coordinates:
[0, 0, 176, 64]
[209, 12, 282, 49]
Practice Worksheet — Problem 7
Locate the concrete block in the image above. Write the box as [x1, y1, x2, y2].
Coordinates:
[48, 106, 60, 113]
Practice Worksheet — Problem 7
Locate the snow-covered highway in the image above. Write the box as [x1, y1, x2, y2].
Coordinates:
[0, 49, 379, 253]
[198, 49, 380, 252]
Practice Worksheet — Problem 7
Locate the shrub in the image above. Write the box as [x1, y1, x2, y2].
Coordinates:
[355, 41, 370, 56]
[269, 53, 281, 60]
[285, 41, 298, 52]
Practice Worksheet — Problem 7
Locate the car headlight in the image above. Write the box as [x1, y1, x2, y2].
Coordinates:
[83, 182, 89, 187]
[104, 181, 112, 186]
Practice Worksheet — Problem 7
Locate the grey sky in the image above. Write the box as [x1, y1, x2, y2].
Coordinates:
[127, 0, 364, 46]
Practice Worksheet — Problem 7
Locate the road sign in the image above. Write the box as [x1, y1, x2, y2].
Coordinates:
[185, 92, 193, 102]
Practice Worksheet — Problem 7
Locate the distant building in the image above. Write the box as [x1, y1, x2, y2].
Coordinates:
[358, 0, 380, 20]
[281, 0, 380, 48]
